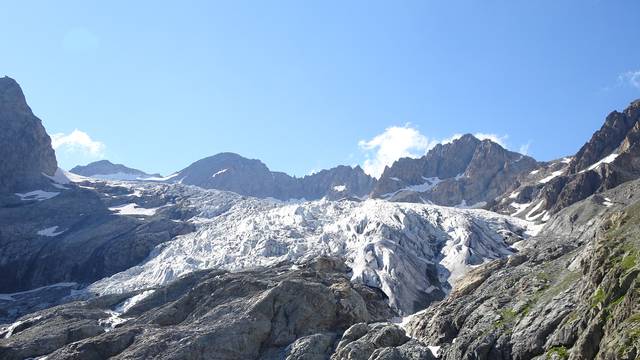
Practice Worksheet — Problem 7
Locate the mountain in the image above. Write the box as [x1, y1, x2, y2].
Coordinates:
[1, 77, 638, 360]
[0, 76, 57, 192]
[404, 178, 640, 360]
[492, 99, 640, 222]
[167, 152, 376, 200]
[371, 134, 539, 207]
[0, 80, 191, 295]
[70, 160, 160, 180]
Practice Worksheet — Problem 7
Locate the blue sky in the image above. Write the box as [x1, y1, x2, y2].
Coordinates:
[2, 1, 639, 177]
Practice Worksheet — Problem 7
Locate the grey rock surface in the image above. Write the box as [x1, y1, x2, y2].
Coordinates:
[406, 179, 640, 359]
[70, 160, 160, 179]
[169, 152, 376, 200]
[0, 180, 193, 298]
[371, 134, 538, 207]
[492, 99, 640, 222]
[0, 257, 396, 360]
[0, 76, 57, 192]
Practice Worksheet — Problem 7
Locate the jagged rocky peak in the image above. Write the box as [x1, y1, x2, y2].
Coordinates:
[494, 100, 640, 222]
[372, 133, 538, 207]
[70, 160, 160, 180]
[171, 152, 376, 200]
[569, 99, 640, 174]
[0, 76, 57, 192]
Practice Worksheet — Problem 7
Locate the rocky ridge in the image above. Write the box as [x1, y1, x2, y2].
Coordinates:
[371, 134, 539, 208]
[165, 152, 376, 201]
[492, 100, 640, 223]
[70, 160, 160, 180]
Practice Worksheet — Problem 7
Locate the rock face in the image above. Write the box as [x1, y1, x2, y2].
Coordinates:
[70, 160, 160, 180]
[169, 152, 376, 200]
[0, 257, 400, 360]
[0, 178, 193, 295]
[371, 134, 538, 207]
[0, 76, 57, 192]
[405, 179, 640, 360]
[492, 99, 640, 222]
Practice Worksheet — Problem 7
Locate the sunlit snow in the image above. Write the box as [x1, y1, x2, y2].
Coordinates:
[15, 190, 60, 201]
[109, 203, 161, 216]
[37, 226, 64, 237]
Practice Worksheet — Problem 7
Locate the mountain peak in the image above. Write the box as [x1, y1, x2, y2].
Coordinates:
[0, 76, 31, 115]
[70, 160, 158, 180]
[0, 78, 57, 191]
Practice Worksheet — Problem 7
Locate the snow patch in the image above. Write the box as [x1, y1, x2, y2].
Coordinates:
[146, 173, 180, 181]
[333, 185, 347, 192]
[115, 290, 155, 313]
[529, 169, 540, 175]
[89, 173, 151, 181]
[212, 169, 228, 178]
[43, 168, 71, 184]
[109, 203, 161, 216]
[428, 345, 441, 357]
[585, 153, 619, 172]
[3, 316, 43, 339]
[525, 201, 545, 221]
[37, 226, 64, 237]
[539, 170, 564, 184]
[381, 177, 442, 199]
[15, 190, 60, 201]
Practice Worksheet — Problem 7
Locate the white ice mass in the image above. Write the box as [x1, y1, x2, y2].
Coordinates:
[89, 184, 537, 315]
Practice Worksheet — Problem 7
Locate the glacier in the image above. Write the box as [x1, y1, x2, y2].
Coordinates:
[86, 181, 537, 315]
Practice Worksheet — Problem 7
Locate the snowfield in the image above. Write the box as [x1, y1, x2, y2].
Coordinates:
[88, 183, 537, 315]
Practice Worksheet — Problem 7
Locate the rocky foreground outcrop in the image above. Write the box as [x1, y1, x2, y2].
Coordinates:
[0, 76, 57, 192]
[406, 179, 640, 359]
[0, 257, 434, 360]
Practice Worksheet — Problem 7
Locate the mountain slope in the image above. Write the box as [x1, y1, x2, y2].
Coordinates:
[492, 99, 640, 222]
[406, 179, 640, 359]
[70, 160, 160, 180]
[0, 76, 57, 192]
[371, 134, 538, 207]
[168, 152, 376, 200]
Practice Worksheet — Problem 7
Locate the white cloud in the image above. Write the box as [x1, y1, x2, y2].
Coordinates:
[519, 141, 531, 155]
[358, 125, 437, 178]
[619, 70, 640, 89]
[51, 129, 105, 157]
[441, 133, 508, 148]
[359, 126, 511, 178]
[473, 133, 509, 147]
[518, 141, 531, 155]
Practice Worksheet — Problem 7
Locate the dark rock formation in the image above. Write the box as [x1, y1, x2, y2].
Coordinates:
[0, 257, 400, 360]
[492, 100, 640, 221]
[0, 181, 193, 294]
[0, 76, 57, 192]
